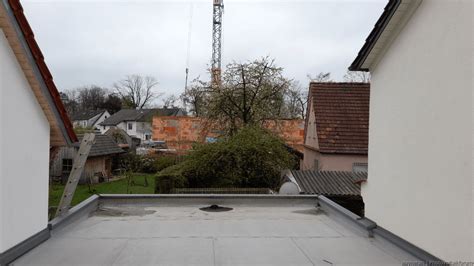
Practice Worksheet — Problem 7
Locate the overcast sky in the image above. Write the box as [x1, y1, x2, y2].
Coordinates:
[22, 0, 385, 100]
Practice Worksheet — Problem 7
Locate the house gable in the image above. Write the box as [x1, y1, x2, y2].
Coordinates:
[307, 82, 370, 155]
[0, 1, 76, 146]
[304, 96, 319, 150]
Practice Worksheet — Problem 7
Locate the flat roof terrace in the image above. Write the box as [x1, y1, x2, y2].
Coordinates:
[14, 195, 421, 265]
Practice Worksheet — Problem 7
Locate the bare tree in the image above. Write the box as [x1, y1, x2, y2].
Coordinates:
[162, 95, 178, 108]
[180, 78, 210, 117]
[114, 75, 160, 109]
[62, 86, 125, 115]
[77, 85, 107, 110]
[343, 71, 371, 82]
[307, 72, 332, 82]
[284, 82, 308, 119]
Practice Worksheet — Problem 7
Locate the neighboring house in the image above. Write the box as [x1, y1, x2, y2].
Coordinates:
[302, 82, 369, 172]
[152, 116, 304, 152]
[280, 170, 366, 216]
[349, 0, 472, 261]
[50, 134, 125, 184]
[104, 127, 140, 152]
[100, 108, 185, 140]
[71, 109, 110, 130]
[0, 1, 77, 263]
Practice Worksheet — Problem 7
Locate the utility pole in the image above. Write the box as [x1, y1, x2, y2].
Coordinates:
[211, 0, 223, 89]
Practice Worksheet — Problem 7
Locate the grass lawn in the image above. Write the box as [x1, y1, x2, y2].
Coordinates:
[49, 173, 155, 210]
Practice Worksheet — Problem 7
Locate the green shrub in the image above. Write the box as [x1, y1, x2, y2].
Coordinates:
[118, 153, 142, 172]
[155, 164, 188, 193]
[154, 156, 177, 172]
[119, 154, 178, 174]
[157, 126, 296, 190]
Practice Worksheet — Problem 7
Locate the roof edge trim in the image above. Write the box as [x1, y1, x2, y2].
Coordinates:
[349, 0, 402, 71]
[349, 0, 423, 72]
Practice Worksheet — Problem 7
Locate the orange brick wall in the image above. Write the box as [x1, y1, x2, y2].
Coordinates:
[152, 116, 304, 152]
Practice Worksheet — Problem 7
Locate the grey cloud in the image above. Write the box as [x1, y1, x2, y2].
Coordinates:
[22, 0, 385, 98]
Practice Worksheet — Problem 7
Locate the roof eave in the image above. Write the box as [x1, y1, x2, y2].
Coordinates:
[349, 0, 422, 72]
[319, 150, 368, 156]
[2, 0, 77, 145]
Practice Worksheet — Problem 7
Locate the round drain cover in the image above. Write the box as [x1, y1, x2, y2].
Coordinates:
[199, 204, 233, 212]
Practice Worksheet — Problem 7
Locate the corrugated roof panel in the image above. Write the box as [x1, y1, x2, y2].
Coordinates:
[290, 170, 366, 196]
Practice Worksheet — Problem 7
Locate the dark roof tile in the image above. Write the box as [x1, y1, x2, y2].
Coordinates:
[71, 110, 105, 121]
[101, 108, 184, 126]
[76, 134, 125, 157]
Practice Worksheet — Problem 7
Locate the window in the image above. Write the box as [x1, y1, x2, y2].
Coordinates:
[313, 159, 319, 170]
[62, 159, 73, 172]
[353, 162, 368, 173]
[128, 122, 133, 130]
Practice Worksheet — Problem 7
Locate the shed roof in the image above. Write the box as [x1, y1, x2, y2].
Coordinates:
[101, 108, 184, 126]
[288, 170, 367, 196]
[0, 0, 77, 145]
[76, 134, 125, 157]
[308, 82, 370, 154]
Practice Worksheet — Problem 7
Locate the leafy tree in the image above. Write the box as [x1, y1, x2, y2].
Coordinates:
[207, 57, 291, 133]
[181, 58, 308, 125]
[155, 126, 296, 191]
[102, 93, 123, 114]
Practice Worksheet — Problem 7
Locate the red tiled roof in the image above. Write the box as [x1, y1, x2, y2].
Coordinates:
[7, 0, 77, 143]
[310, 82, 370, 154]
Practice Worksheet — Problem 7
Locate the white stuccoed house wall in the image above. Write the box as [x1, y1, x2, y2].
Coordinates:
[94, 111, 110, 129]
[0, 29, 50, 252]
[362, 0, 472, 261]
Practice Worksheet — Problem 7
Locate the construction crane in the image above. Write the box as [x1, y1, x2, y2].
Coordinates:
[183, 4, 194, 111]
[211, 0, 223, 88]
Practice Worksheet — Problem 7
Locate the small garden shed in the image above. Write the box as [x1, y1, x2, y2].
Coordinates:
[51, 134, 125, 183]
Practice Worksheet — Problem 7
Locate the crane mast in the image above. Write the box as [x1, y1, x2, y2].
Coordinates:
[211, 0, 223, 88]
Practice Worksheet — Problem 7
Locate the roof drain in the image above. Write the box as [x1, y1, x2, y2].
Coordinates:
[200, 204, 233, 212]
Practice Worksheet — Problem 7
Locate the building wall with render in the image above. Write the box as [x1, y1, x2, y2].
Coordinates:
[0, 29, 50, 252]
[362, 0, 473, 261]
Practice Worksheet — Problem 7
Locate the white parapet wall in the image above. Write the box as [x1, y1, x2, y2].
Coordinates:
[362, 0, 473, 261]
[0, 29, 50, 252]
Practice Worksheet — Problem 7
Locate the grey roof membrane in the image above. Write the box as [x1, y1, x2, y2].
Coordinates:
[14, 196, 417, 265]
